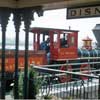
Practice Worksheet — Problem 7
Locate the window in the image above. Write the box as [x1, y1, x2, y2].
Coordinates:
[60, 33, 68, 48]
[70, 36, 75, 46]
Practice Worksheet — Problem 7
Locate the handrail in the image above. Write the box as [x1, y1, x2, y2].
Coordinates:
[33, 65, 99, 79]
[33, 68, 100, 78]
[38, 61, 100, 68]
[56, 57, 100, 61]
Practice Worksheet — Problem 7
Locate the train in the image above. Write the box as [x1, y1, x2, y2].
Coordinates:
[0, 25, 100, 87]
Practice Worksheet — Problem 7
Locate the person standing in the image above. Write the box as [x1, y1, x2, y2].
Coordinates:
[40, 37, 50, 64]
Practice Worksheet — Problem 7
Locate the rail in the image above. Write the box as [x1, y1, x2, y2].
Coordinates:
[36, 69, 100, 79]
[39, 61, 100, 68]
[55, 56, 100, 61]
[33, 66, 98, 79]
[31, 62, 100, 99]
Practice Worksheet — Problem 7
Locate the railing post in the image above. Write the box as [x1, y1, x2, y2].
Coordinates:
[98, 75, 100, 99]
[13, 9, 21, 99]
[0, 8, 11, 99]
[22, 7, 43, 99]
[22, 8, 31, 99]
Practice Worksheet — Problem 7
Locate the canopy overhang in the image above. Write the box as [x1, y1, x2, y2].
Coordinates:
[0, 0, 100, 10]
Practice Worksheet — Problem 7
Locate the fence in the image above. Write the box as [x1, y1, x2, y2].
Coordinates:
[1, 58, 100, 99]
[32, 63, 100, 100]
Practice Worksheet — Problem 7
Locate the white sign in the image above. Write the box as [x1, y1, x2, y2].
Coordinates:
[67, 5, 100, 19]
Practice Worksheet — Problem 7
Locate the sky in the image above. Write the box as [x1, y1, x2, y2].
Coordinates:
[0, 8, 100, 49]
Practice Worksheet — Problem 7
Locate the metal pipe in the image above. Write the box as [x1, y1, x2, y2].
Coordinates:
[69, 67, 95, 71]
[49, 56, 100, 63]
[75, 56, 100, 59]
[57, 57, 100, 61]
[39, 61, 100, 68]
[98, 75, 100, 99]
[37, 69, 100, 78]
[33, 66, 98, 79]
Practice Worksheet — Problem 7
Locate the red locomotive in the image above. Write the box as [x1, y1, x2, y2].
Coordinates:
[30, 27, 78, 64]
[0, 27, 100, 86]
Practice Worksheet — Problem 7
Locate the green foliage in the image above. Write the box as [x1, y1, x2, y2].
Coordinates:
[28, 67, 41, 99]
[17, 66, 41, 99]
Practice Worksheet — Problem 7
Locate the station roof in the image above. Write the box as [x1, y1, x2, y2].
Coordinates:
[0, 0, 100, 10]
[30, 27, 79, 35]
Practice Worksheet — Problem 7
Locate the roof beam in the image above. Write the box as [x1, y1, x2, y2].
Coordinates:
[0, 0, 100, 10]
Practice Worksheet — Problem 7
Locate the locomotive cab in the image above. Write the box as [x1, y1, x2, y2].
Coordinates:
[30, 27, 79, 64]
[50, 30, 78, 61]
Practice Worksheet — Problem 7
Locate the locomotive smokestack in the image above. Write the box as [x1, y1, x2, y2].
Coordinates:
[92, 24, 100, 47]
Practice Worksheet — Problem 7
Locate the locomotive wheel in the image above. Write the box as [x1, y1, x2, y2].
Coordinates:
[59, 65, 72, 83]
[80, 64, 91, 80]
